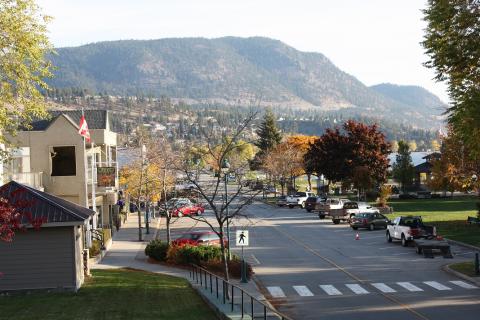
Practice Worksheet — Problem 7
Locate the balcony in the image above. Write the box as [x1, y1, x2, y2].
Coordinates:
[3, 172, 44, 191]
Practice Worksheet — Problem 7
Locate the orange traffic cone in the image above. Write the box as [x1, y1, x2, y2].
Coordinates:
[355, 233, 360, 240]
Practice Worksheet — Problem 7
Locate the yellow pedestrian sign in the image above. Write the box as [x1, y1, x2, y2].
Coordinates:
[236, 230, 249, 246]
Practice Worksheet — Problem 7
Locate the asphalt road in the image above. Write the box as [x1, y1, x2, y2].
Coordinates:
[238, 202, 480, 320]
[158, 188, 480, 320]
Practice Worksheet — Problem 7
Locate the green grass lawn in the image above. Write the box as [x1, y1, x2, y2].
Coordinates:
[0, 268, 217, 320]
[449, 261, 480, 278]
[384, 196, 480, 247]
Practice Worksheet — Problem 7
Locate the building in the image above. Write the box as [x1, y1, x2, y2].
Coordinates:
[1, 110, 119, 240]
[414, 152, 441, 187]
[0, 181, 94, 292]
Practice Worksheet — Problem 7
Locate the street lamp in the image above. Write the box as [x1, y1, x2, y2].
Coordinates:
[221, 159, 231, 259]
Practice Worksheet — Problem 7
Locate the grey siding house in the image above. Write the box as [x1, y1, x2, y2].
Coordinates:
[0, 181, 94, 292]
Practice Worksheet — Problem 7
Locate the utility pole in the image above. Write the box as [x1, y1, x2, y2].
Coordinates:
[137, 144, 146, 241]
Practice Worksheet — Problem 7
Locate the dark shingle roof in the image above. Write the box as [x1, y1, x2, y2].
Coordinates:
[0, 181, 94, 224]
[28, 110, 111, 131]
[415, 161, 432, 173]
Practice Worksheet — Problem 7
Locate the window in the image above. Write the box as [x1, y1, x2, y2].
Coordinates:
[51, 146, 76, 176]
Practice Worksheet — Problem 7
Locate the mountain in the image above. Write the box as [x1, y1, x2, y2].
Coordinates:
[370, 83, 447, 119]
[47, 37, 446, 128]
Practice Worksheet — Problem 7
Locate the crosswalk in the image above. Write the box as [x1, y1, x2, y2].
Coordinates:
[266, 280, 478, 298]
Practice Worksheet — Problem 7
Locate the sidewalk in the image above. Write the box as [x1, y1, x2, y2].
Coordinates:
[93, 213, 278, 320]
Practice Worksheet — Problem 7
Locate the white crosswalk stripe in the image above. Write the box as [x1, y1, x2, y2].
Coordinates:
[293, 285, 314, 297]
[397, 282, 424, 292]
[371, 283, 397, 293]
[423, 281, 451, 291]
[449, 281, 478, 289]
[267, 286, 286, 298]
[320, 285, 342, 296]
[345, 284, 369, 294]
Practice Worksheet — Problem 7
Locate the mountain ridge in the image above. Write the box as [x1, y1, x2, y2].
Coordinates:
[47, 36, 447, 128]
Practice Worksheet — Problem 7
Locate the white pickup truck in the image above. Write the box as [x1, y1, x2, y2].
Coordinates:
[316, 198, 351, 219]
[386, 216, 436, 247]
[286, 192, 315, 208]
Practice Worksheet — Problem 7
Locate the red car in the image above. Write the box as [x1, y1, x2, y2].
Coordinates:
[172, 231, 226, 247]
[172, 202, 205, 217]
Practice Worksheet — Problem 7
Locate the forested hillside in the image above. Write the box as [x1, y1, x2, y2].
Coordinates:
[47, 37, 446, 129]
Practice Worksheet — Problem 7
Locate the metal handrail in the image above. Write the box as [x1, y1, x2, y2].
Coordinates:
[190, 264, 294, 320]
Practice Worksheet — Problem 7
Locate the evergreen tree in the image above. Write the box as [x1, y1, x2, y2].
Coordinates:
[254, 109, 282, 155]
[392, 141, 415, 193]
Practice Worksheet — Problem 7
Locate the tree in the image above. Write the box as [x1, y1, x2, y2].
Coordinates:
[304, 121, 390, 190]
[0, 0, 53, 158]
[344, 121, 390, 185]
[253, 109, 282, 167]
[392, 141, 415, 193]
[431, 139, 441, 152]
[408, 140, 417, 152]
[285, 135, 317, 190]
[304, 128, 351, 185]
[422, 0, 480, 158]
[262, 142, 304, 195]
[428, 126, 479, 196]
[178, 111, 261, 282]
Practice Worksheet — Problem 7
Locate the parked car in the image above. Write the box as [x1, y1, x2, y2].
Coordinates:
[343, 201, 379, 218]
[286, 192, 316, 208]
[264, 185, 278, 193]
[172, 231, 226, 246]
[316, 198, 351, 219]
[276, 195, 288, 207]
[386, 216, 436, 246]
[171, 201, 205, 217]
[305, 196, 325, 212]
[350, 212, 390, 230]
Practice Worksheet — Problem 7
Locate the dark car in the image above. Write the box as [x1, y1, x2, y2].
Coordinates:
[350, 212, 390, 231]
[276, 195, 287, 207]
[305, 196, 325, 212]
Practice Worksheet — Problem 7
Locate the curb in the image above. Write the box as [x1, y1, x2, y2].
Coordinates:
[442, 264, 480, 286]
[446, 238, 480, 252]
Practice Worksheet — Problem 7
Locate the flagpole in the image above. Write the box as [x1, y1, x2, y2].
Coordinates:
[82, 109, 89, 208]
[81, 109, 91, 249]
[91, 140, 96, 223]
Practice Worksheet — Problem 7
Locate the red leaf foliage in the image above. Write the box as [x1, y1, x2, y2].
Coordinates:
[0, 185, 44, 242]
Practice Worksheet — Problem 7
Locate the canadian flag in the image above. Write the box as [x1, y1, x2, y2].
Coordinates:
[78, 115, 91, 142]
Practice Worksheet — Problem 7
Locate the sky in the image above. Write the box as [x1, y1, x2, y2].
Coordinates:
[37, 0, 449, 102]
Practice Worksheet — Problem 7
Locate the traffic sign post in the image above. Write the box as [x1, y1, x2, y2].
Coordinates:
[236, 230, 249, 283]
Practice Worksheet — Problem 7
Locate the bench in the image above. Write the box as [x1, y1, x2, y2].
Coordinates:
[467, 216, 480, 224]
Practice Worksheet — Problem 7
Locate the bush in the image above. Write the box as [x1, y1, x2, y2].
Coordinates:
[145, 240, 169, 261]
[89, 239, 101, 257]
[377, 185, 392, 207]
[202, 259, 254, 279]
[167, 244, 223, 265]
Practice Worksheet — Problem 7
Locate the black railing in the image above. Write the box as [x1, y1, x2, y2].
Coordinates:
[190, 265, 293, 320]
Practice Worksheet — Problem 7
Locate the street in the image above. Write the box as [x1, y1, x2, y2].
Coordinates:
[161, 200, 480, 320]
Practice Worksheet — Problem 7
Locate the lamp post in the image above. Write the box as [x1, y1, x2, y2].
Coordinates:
[221, 158, 231, 259]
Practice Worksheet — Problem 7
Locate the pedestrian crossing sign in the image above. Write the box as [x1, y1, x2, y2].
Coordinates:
[236, 230, 249, 246]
